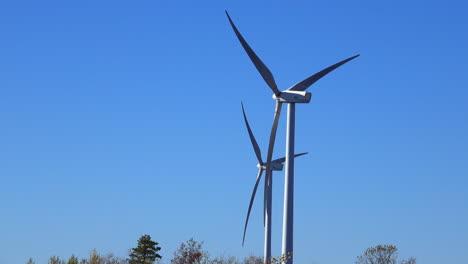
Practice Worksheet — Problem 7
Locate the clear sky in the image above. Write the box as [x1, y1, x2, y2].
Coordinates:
[1, 1, 467, 264]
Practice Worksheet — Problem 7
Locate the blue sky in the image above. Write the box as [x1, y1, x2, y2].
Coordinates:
[1, 1, 467, 263]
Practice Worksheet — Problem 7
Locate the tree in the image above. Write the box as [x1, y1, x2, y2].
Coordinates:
[26, 258, 35, 264]
[355, 245, 416, 264]
[170, 238, 208, 264]
[210, 255, 240, 264]
[103, 253, 128, 264]
[128, 234, 162, 264]
[401, 257, 416, 264]
[242, 255, 262, 264]
[49, 256, 65, 264]
[68, 255, 79, 264]
[89, 249, 104, 264]
[77, 251, 127, 264]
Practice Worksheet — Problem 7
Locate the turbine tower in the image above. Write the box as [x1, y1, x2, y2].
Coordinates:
[226, 11, 359, 264]
[240, 102, 306, 264]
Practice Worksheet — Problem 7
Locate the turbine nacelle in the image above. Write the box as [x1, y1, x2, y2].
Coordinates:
[257, 162, 284, 171]
[273, 91, 312, 104]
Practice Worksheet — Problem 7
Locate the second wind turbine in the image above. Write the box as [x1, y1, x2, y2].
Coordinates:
[240, 103, 306, 264]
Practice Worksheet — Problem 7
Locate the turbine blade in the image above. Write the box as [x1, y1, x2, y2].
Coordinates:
[225, 11, 281, 96]
[242, 168, 264, 246]
[271, 152, 308, 164]
[265, 102, 283, 169]
[263, 102, 283, 226]
[287, 54, 360, 92]
[241, 102, 263, 165]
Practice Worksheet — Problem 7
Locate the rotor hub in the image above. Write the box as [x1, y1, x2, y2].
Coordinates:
[257, 162, 283, 171]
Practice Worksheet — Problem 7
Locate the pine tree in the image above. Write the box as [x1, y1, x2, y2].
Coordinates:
[128, 234, 162, 264]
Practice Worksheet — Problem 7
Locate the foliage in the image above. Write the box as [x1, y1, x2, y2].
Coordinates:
[210, 255, 240, 264]
[68, 255, 79, 264]
[241, 255, 262, 264]
[88, 249, 104, 264]
[128, 234, 162, 264]
[269, 252, 292, 264]
[31, 238, 416, 264]
[41, 251, 128, 264]
[355, 245, 416, 264]
[207, 253, 288, 264]
[401, 257, 416, 264]
[170, 238, 208, 264]
[103, 253, 128, 264]
[49, 256, 65, 264]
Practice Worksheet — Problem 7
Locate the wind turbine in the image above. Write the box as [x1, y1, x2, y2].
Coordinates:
[240, 102, 306, 264]
[226, 11, 359, 264]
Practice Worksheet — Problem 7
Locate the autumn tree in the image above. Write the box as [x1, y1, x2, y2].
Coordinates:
[402, 258, 416, 264]
[69, 251, 127, 264]
[128, 234, 162, 264]
[49, 256, 65, 264]
[88, 249, 104, 264]
[242, 255, 262, 264]
[102, 253, 128, 264]
[210, 255, 240, 264]
[170, 238, 208, 264]
[355, 245, 416, 264]
[67, 255, 79, 264]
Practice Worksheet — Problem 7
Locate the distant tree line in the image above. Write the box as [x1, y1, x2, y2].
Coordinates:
[25, 235, 262, 264]
[25, 235, 415, 264]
